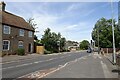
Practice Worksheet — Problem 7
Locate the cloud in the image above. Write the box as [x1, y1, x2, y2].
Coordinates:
[33, 13, 93, 40]
[65, 25, 78, 30]
[33, 13, 60, 37]
[67, 4, 79, 12]
[63, 22, 92, 31]
[66, 3, 88, 12]
[84, 9, 95, 16]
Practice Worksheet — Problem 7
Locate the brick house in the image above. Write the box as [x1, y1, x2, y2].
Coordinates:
[0, 2, 34, 55]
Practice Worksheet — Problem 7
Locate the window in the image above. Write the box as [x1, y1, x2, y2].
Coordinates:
[19, 29, 24, 36]
[3, 25, 10, 34]
[3, 40, 10, 50]
[18, 41, 24, 48]
[28, 31, 33, 37]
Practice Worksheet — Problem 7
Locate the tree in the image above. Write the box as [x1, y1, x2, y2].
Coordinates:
[80, 40, 89, 50]
[92, 17, 120, 48]
[60, 37, 66, 51]
[27, 18, 39, 40]
[34, 35, 38, 40]
[41, 28, 66, 53]
[41, 28, 52, 52]
[27, 18, 37, 28]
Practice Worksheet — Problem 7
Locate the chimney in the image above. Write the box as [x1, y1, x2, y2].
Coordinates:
[0, 1, 6, 11]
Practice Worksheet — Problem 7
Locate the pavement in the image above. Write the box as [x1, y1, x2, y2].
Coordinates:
[104, 53, 114, 65]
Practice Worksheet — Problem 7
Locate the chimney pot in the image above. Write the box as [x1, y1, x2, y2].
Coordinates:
[0, 1, 6, 11]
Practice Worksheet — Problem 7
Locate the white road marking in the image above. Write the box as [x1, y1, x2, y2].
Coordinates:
[2, 58, 56, 70]
[2, 66, 15, 70]
[18, 54, 90, 78]
[1, 53, 80, 71]
[38, 54, 90, 78]
[93, 54, 102, 59]
[98, 55, 102, 59]
[34, 62, 39, 64]
[49, 58, 54, 61]
[2, 56, 68, 70]
[1, 51, 78, 65]
[2, 63, 33, 70]
[101, 61, 112, 78]
[1, 57, 42, 65]
[0, 60, 19, 64]
[38, 63, 68, 78]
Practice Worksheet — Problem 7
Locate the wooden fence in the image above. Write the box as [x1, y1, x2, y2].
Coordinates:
[101, 48, 120, 53]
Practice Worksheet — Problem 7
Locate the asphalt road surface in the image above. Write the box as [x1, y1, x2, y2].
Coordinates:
[2, 51, 88, 79]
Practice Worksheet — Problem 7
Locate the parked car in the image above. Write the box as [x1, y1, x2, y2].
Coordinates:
[93, 48, 99, 52]
[87, 49, 92, 53]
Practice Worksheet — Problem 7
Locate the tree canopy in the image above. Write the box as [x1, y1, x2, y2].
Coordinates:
[41, 28, 66, 53]
[92, 17, 120, 48]
[79, 40, 89, 50]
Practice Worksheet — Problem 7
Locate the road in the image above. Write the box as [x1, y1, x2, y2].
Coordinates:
[2, 51, 88, 79]
[45, 53, 118, 78]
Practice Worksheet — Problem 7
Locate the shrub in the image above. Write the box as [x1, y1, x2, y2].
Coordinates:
[44, 49, 51, 54]
[17, 48, 25, 56]
[1, 53, 6, 57]
[61, 49, 70, 52]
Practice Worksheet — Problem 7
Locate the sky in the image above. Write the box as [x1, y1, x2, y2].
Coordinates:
[5, 1, 118, 42]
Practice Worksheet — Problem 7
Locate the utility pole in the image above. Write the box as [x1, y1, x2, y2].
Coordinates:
[97, 27, 100, 54]
[111, 0, 116, 64]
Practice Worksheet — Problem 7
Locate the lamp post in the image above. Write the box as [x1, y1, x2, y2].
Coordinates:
[97, 23, 103, 54]
[97, 28, 100, 54]
[96, 22, 100, 54]
[111, 0, 116, 64]
[57, 41, 60, 53]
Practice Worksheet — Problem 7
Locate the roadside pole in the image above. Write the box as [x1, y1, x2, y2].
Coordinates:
[111, 0, 116, 64]
[97, 25, 100, 54]
[57, 41, 60, 53]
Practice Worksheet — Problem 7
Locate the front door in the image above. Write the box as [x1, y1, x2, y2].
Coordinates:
[28, 43, 32, 53]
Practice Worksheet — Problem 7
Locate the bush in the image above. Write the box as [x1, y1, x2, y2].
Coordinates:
[17, 48, 25, 56]
[61, 49, 70, 52]
[1, 53, 6, 57]
[44, 49, 51, 54]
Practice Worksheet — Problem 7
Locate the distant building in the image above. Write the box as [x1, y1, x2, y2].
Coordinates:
[65, 40, 79, 51]
[0, 2, 34, 56]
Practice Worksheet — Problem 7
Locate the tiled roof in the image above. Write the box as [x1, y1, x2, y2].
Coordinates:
[0, 11, 34, 31]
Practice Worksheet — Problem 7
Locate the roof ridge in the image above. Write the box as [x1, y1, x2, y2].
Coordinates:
[2, 11, 34, 31]
[3, 11, 26, 21]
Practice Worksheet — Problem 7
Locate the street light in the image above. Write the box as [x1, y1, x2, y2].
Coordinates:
[111, 0, 116, 64]
[97, 27, 100, 54]
[57, 41, 60, 53]
[97, 23, 103, 54]
[96, 22, 100, 54]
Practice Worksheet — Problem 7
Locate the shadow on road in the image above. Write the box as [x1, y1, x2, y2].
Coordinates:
[112, 69, 120, 73]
